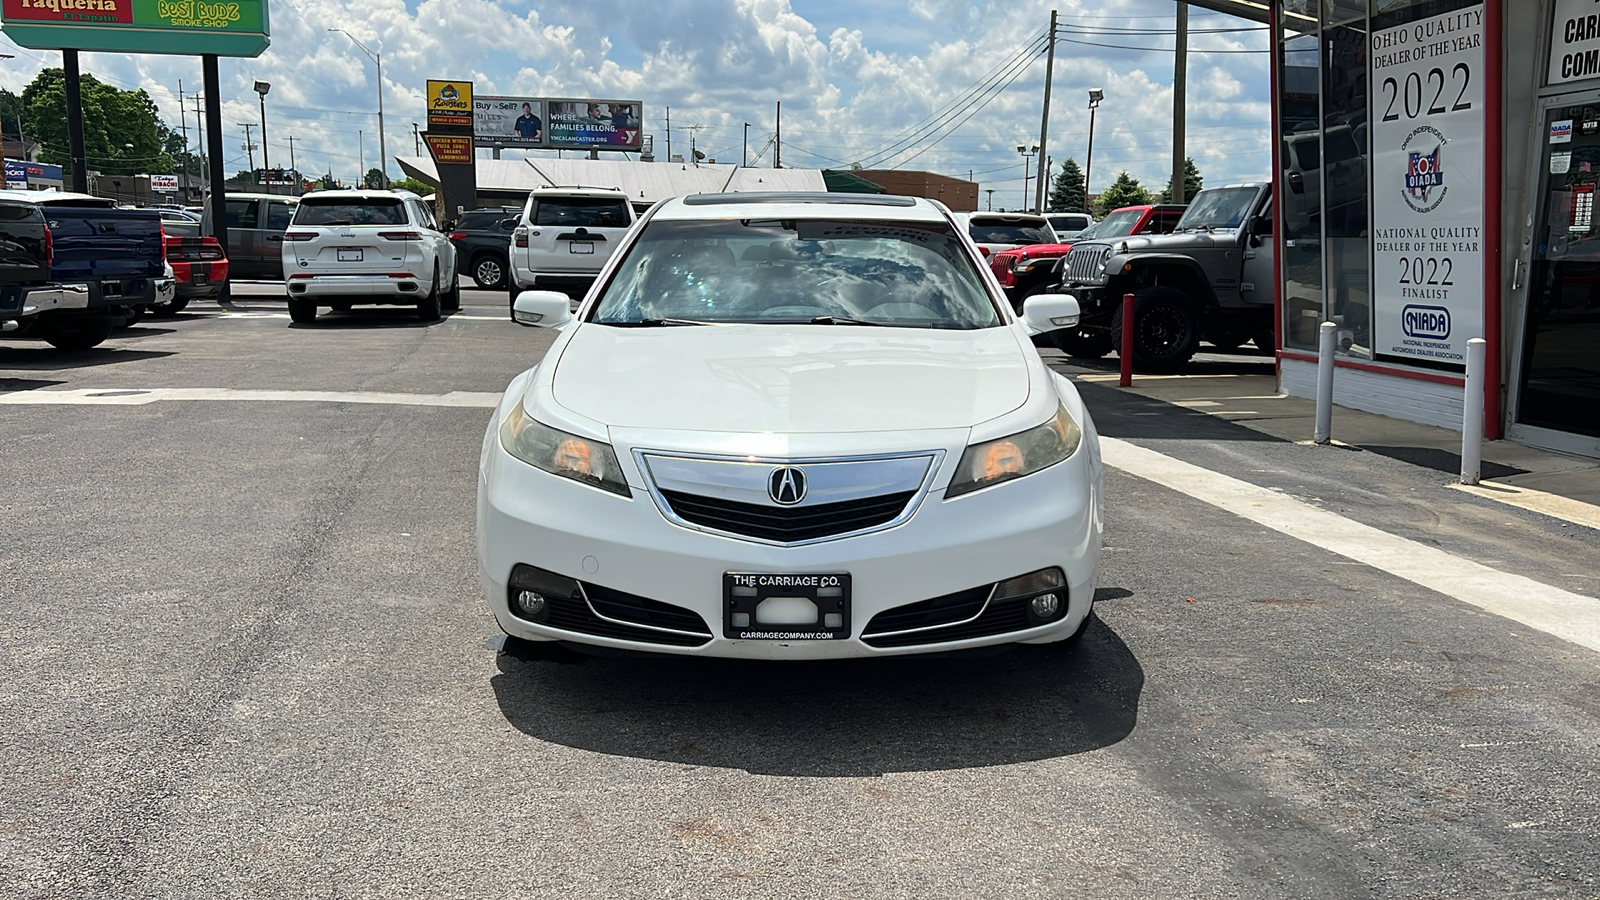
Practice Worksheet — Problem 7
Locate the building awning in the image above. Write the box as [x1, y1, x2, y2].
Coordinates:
[1183, 0, 1268, 24]
[822, 169, 889, 194]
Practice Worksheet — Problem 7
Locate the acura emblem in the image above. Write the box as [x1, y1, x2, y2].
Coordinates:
[769, 467, 807, 505]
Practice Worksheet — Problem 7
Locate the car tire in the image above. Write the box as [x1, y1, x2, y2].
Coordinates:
[149, 297, 190, 317]
[1111, 286, 1201, 374]
[442, 275, 462, 312]
[287, 298, 317, 323]
[472, 255, 508, 290]
[38, 317, 114, 350]
[1051, 328, 1114, 359]
[417, 268, 442, 321]
[119, 305, 145, 329]
[329, 302, 352, 312]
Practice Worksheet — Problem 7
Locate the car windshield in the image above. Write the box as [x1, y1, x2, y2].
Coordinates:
[1094, 209, 1146, 238]
[1175, 188, 1259, 230]
[293, 198, 406, 227]
[590, 218, 1002, 330]
[966, 220, 1052, 245]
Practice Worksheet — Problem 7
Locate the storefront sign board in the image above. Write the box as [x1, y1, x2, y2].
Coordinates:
[1550, 0, 1600, 85]
[1369, 4, 1485, 365]
[0, 0, 269, 56]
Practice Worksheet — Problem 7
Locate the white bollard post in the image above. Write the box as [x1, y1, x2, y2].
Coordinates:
[1314, 321, 1336, 445]
[1461, 337, 1487, 485]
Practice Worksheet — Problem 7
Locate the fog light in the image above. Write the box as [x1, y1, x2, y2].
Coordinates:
[1029, 593, 1061, 619]
[516, 590, 547, 618]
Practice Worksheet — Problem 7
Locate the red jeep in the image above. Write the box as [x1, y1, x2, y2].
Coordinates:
[990, 203, 1187, 309]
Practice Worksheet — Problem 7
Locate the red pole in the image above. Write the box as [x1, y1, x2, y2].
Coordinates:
[1119, 292, 1135, 387]
[1483, 0, 1504, 440]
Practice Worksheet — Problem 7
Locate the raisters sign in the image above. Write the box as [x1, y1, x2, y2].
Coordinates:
[1, 0, 269, 56]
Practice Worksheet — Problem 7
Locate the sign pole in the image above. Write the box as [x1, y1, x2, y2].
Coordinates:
[203, 54, 230, 303]
[63, 50, 87, 192]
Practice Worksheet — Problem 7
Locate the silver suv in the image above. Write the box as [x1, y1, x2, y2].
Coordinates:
[508, 187, 636, 304]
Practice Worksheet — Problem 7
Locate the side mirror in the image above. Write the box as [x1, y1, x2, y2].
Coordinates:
[499, 216, 519, 229]
[512, 290, 574, 329]
[1020, 293, 1081, 335]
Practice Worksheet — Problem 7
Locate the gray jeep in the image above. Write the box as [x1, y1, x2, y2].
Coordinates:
[1053, 183, 1276, 372]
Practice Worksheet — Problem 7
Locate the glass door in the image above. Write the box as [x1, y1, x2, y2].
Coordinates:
[1517, 104, 1600, 442]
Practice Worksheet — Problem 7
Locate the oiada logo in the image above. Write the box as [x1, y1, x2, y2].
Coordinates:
[1401, 125, 1448, 213]
[768, 467, 807, 505]
[1402, 304, 1451, 340]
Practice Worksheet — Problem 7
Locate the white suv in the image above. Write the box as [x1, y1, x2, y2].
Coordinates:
[282, 190, 460, 323]
[507, 187, 635, 305]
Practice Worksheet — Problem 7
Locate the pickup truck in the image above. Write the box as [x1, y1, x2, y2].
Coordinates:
[10, 192, 165, 325]
[0, 195, 104, 349]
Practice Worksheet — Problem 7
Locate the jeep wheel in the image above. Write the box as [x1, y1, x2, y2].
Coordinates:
[473, 255, 508, 290]
[1051, 328, 1114, 359]
[417, 268, 442, 321]
[1112, 286, 1200, 373]
[38, 317, 114, 350]
[442, 275, 462, 312]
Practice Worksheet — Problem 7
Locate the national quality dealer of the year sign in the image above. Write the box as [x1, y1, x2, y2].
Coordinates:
[1368, 3, 1485, 366]
[1, 0, 269, 56]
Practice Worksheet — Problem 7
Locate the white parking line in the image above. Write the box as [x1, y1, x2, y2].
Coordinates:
[0, 388, 502, 407]
[1100, 436, 1600, 654]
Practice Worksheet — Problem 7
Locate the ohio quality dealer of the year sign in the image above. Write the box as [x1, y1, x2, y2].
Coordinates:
[1369, 3, 1485, 366]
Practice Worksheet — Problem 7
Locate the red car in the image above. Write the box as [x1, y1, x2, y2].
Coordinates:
[163, 234, 229, 311]
[990, 204, 1186, 308]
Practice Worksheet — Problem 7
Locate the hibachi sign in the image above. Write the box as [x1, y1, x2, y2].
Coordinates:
[1, 0, 270, 56]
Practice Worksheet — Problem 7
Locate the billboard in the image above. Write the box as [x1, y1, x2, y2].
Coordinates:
[149, 174, 178, 191]
[0, 0, 269, 56]
[474, 96, 544, 147]
[5, 160, 26, 189]
[426, 80, 473, 130]
[545, 99, 642, 151]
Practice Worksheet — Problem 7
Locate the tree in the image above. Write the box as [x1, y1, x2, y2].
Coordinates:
[316, 173, 341, 190]
[20, 69, 174, 176]
[362, 167, 385, 189]
[1048, 158, 1086, 213]
[392, 176, 433, 195]
[1159, 157, 1204, 203]
[1095, 171, 1152, 217]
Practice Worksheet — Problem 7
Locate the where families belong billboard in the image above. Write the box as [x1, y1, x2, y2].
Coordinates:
[475, 97, 544, 148]
[546, 99, 643, 151]
[0, 0, 270, 56]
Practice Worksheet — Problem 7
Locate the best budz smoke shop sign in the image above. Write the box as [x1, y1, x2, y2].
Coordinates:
[1, 0, 269, 56]
[1369, 4, 1484, 365]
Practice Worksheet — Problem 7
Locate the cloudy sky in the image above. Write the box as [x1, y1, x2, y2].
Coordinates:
[0, 0, 1270, 208]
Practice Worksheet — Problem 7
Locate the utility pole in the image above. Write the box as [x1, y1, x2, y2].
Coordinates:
[665, 106, 672, 161]
[412, 122, 421, 155]
[287, 136, 298, 193]
[1035, 8, 1058, 213]
[241, 123, 256, 174]
[191, 94, 208, 197]
[358, 130, 364, 185]
[1172, 1, 1189, 203]
[178, 80, 190, 199]
[743, 122, 751, 167]
[775, 101, 781, 168]
[678, 124, 705, 165]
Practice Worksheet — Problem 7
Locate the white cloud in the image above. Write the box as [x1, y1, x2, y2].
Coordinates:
[0, 0, 1271, 206]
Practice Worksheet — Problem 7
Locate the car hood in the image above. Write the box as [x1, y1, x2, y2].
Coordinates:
[549, 324, 1033, 434]
[1085, 230, 1237, 254]
[996, 243, 1074, 261]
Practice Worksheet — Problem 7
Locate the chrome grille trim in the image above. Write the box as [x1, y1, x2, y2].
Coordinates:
[1064, 244, 1110, 285]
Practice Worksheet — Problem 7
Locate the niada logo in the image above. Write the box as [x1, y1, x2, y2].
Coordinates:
[1402, 304, 1451, 340]
[1401, 125, 1448, 213]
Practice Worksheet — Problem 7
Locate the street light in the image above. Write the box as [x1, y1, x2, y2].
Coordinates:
[254, 80, 271, 193]
[985, 189, 996, 211]
[743, 122, 751, 168]
[1017, 144, 1038, 213]
[329, 29, 387, 188]
[1085, 88, 1104, 215]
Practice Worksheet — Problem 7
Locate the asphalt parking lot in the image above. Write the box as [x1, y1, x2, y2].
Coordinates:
[3, 283, 1598, 898]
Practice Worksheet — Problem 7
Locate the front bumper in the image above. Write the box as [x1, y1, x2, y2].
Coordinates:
[478, 433, 1102, 660]
[286, 274, 423, 300]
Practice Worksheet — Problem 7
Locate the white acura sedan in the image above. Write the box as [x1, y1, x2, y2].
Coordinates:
[477, 192, 1103, 659]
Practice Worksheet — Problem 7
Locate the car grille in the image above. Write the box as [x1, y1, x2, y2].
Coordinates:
[861, 590, 1042, 649]
[658, 489, 917, 543]
[544, 585, 712, 648]
[1063, 245, 1109, 285]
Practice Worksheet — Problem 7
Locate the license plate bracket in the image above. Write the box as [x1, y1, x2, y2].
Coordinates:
[337, 248, 363, 262]
[723, 573, 851, 640]
[568, 241, 595, 255]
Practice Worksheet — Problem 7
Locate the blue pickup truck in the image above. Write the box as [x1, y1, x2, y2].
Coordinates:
[0, 190, 166, 348]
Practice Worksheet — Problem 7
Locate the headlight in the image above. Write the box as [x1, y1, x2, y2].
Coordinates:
[499, 402, 631, 497]
[946, 405, 1083, 498]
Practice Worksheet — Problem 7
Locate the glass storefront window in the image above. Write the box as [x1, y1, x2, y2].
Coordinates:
[1324, 0, 1371, 357]
[1279, 2, 1323, 351]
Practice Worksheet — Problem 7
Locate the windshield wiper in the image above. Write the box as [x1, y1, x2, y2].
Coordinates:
[808, 315, 884, 326]
[607, 317, 712, 327]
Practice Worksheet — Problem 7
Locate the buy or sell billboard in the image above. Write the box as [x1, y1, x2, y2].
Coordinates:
[475, 97, 544, 147]
[545, 99, 642, 151]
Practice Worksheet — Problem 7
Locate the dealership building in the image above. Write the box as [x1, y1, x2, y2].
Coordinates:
[1193, 0, 1599, 459]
